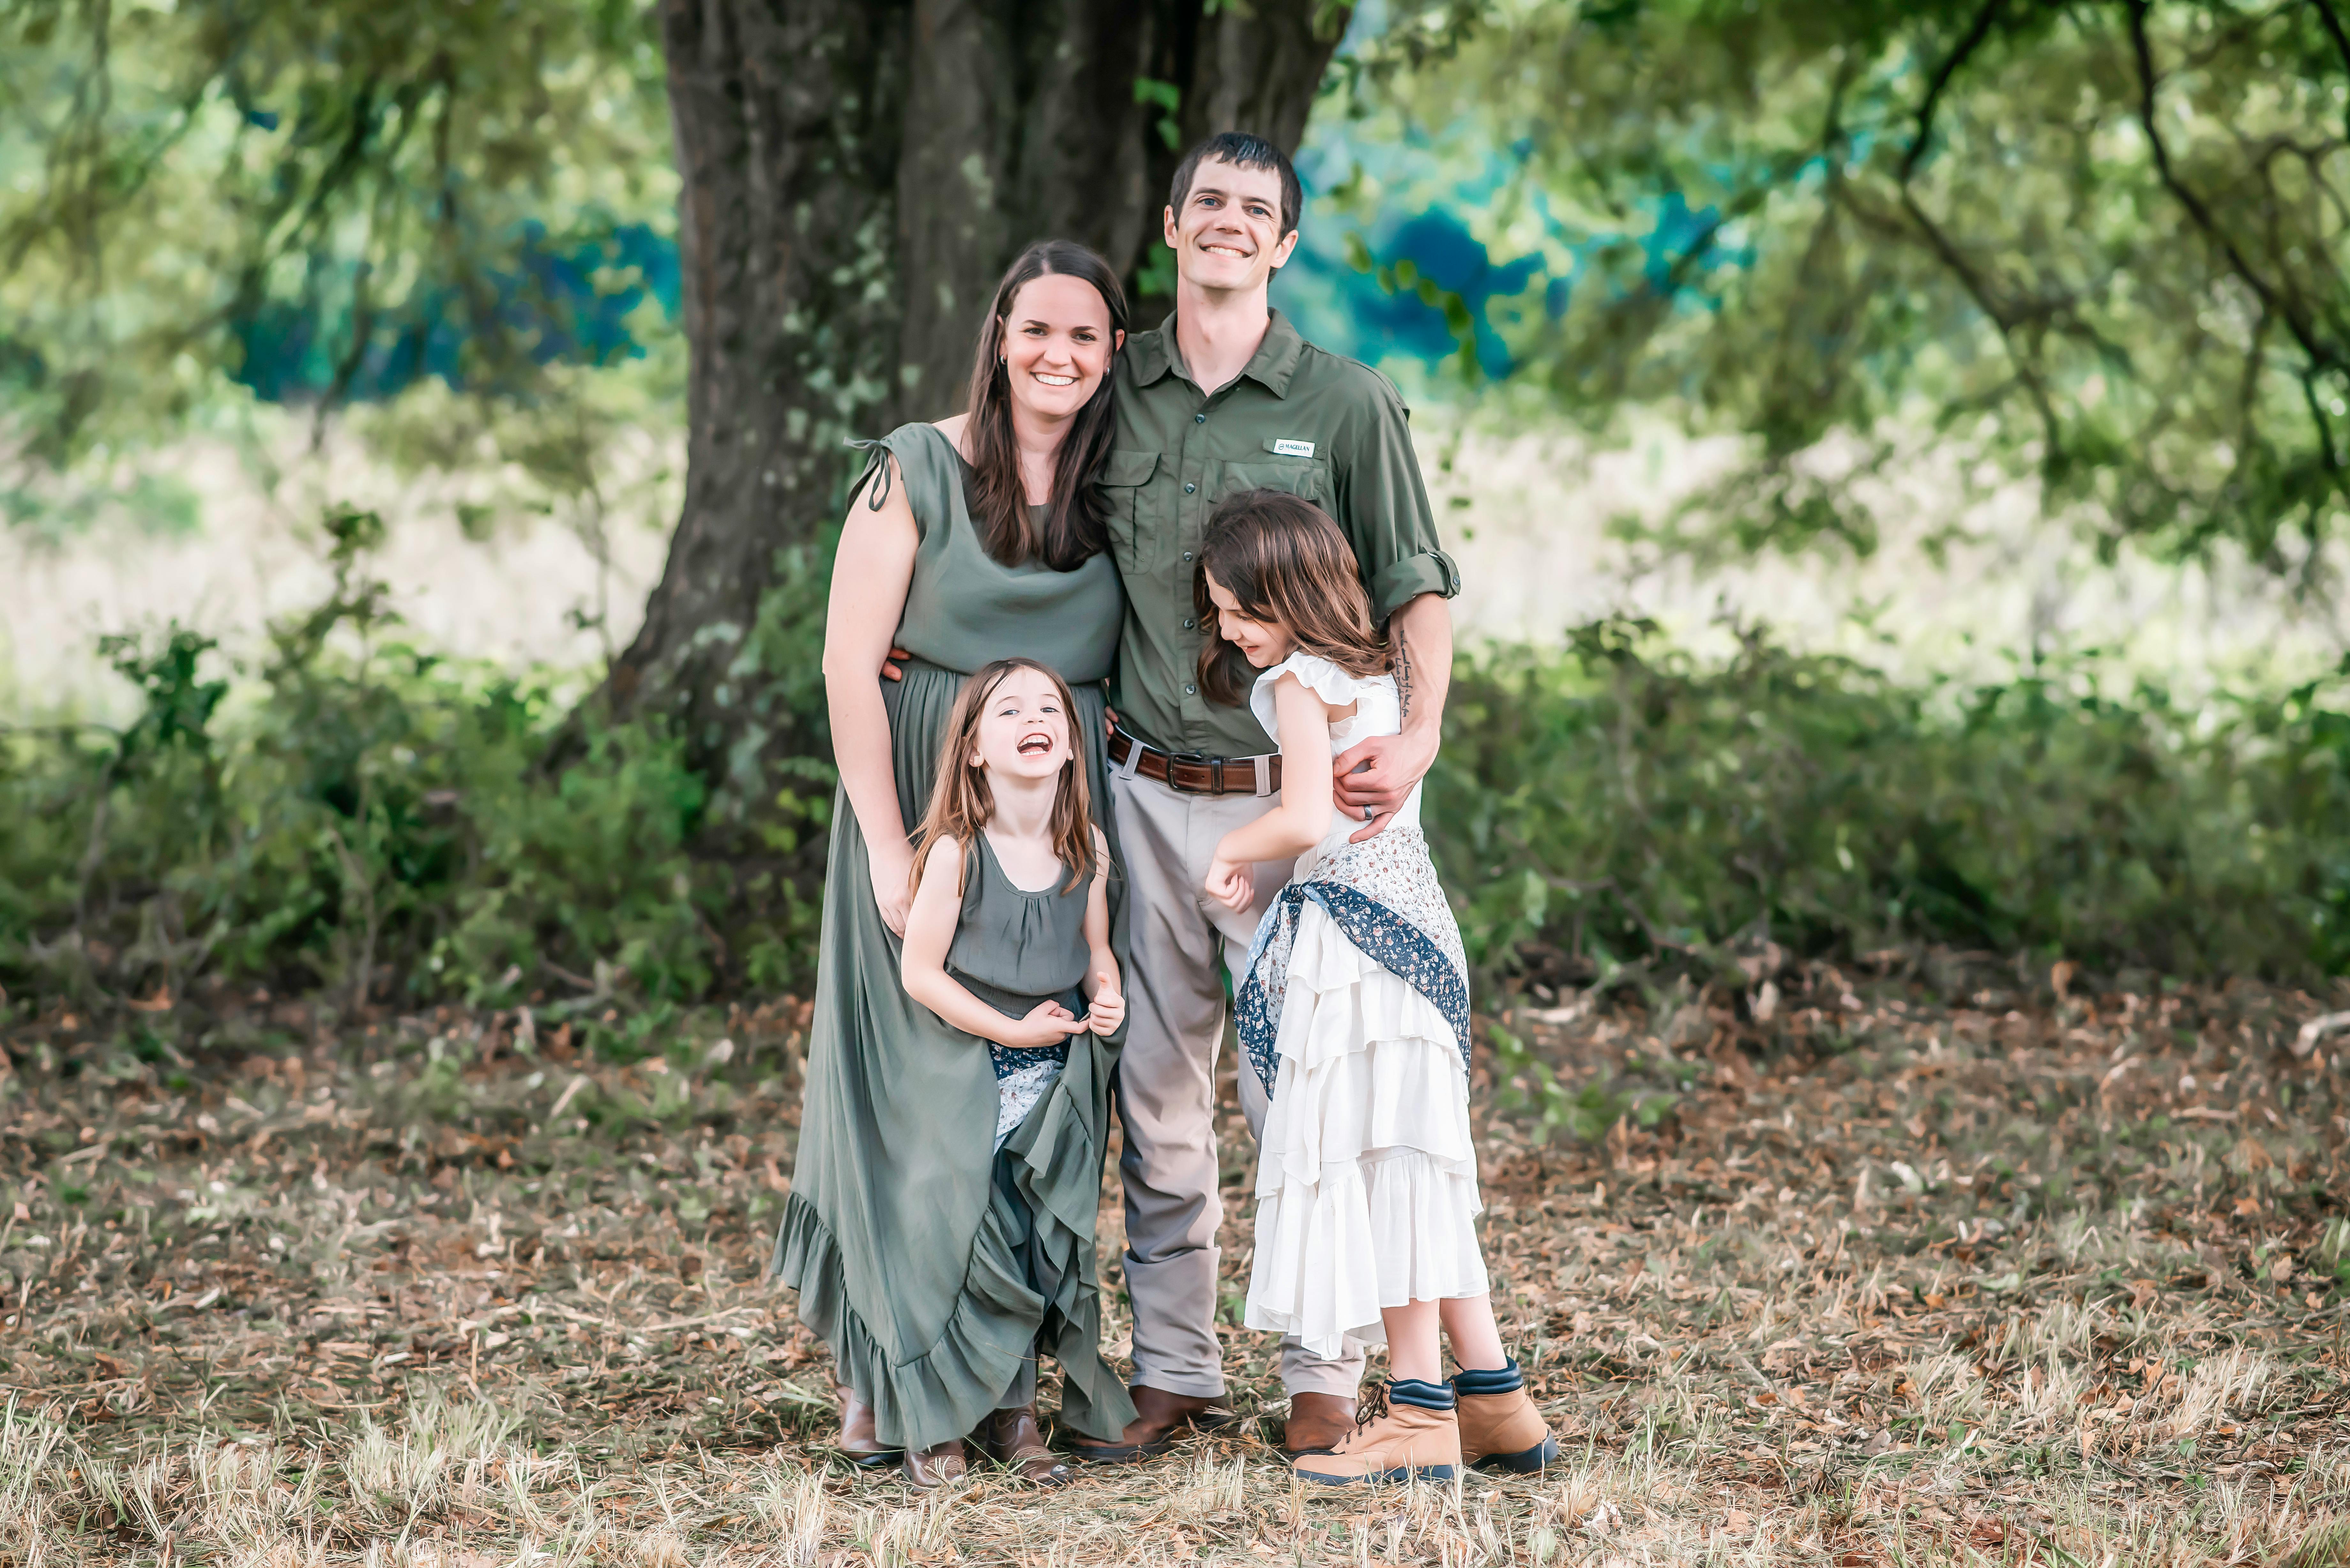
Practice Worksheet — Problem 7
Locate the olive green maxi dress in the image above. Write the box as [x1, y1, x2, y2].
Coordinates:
[771, 423, 1137, 1452]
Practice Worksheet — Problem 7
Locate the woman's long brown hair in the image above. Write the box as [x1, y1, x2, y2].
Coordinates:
[907, 658, 1097, 897]
[1195, 489, 1391, 707]
[963, 240, 1129, 571]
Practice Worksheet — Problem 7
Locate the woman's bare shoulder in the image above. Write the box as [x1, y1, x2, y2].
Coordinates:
[932, 413, 973, 461]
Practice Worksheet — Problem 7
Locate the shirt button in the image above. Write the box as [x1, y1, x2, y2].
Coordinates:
[1182, 550, 1194, 562]
[1195, 413, 1207, 424]
[1184, 482, 1196, 494]
[1182, 617, 1195, 629]
[1185, 684, 1197, 696]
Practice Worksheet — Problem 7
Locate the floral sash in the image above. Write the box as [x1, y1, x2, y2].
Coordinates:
[1234, 825, 1471, 1099]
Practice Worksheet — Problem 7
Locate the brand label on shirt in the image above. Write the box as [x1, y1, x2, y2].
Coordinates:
[1272, 439, 1316, 458]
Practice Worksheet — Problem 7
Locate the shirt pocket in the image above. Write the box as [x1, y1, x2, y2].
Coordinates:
[1098, 449, 1161, 575]
[1214, 439, 1335, 509]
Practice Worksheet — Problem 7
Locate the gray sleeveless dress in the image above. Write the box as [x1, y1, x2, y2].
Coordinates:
[950, 834, 1094, 1146]
[772, 423, 1137, 1451]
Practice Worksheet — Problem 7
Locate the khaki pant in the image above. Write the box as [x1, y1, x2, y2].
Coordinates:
[1107, 766, 1368, 1400]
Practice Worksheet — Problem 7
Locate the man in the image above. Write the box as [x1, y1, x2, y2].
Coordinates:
[1067, 132, 1460, 1463]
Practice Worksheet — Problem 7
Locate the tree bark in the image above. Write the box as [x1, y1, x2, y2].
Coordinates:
[609, 0, 1346, 823]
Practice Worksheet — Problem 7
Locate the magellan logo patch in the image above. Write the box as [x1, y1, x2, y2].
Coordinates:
[1272, 439, 1315, 458]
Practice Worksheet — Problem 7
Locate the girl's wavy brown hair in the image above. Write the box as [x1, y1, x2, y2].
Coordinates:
[1194, 489, 1390, 707]
[908, 658, 1096, 897]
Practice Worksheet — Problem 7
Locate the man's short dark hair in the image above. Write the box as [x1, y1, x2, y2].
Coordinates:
[1168, 132, 1303, 239]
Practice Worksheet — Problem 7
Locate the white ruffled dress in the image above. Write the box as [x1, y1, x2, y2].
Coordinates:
[1241, 653, 1488, 1360]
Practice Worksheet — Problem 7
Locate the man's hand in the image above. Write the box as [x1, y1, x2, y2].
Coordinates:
[1333, 726, 1439, 843]
[882, 645, 910, 682]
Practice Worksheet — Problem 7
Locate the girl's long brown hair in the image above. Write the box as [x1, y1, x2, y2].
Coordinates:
[1195, 489, 1391, 707]
[908, 658, 1097, 897]
[963, 240, 1129, 571]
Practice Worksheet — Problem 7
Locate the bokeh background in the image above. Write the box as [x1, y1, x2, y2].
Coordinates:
[7, 0, 2350, 1023]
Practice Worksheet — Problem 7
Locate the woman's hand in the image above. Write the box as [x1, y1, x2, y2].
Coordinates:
[1009, 999, 1085, 1048]
[868, 842, 915, 937]
[1205, 854, 1255, 914]
[1084, 971, 1124, 1037]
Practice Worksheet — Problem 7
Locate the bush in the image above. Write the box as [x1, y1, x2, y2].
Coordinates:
[1430, 618, 2350, 987]
[9, 594, 2348, 1020]
[0, 509, 733, 1012]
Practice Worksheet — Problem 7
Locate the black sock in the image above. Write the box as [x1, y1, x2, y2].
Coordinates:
[1451, 1358, 1522, 1396]
[1386, 1378, 1457, 1412]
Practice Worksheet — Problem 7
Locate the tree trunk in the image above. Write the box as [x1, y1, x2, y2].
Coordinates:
[609, 0, 1346, 826]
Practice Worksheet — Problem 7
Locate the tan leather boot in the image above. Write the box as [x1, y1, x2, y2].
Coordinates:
[1455, 1385, 1558, 1472]
[834, 1382, 901, 1469]
[1452, 1361, 1559, 1473]
[1279, 1391, 1357, 1456]
[901, 1438, 967, 1490]
[1291, 1383, 1461, 1485]
[973, 1405, 1071, 1486]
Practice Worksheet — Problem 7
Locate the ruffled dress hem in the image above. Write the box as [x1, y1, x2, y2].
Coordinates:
[772, 1065, 1136, 1451]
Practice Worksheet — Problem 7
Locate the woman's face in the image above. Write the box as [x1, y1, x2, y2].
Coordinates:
[1001, 274, 1120, 424]
[969, 666, 1074, 783]
[1205, 572, 1291, 668]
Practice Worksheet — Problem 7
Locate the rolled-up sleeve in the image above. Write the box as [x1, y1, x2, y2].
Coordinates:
[1333, 380, 1460, 624]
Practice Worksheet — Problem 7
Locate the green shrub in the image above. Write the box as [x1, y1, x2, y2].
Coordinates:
[10, 592, 2349, 1019]
[1430, 619, 2350, 986]
[1, 510, 732, 1011]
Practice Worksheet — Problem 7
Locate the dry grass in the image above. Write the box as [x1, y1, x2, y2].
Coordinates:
[0, 956, 2345, 1564]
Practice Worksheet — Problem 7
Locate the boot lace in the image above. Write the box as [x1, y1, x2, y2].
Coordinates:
[1348, 1382, 1393, 1442]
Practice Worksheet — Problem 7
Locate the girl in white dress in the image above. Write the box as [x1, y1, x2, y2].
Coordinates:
[1195, 490, 1557, 1485]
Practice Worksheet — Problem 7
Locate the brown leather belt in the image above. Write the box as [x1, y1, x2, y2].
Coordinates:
[1108, 726, 1281, 796]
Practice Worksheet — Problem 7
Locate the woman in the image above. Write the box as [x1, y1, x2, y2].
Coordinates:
[771, 240, 1137, 1489]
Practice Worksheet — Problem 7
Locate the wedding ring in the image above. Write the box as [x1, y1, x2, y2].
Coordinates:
[1361, 804, 1376, 822]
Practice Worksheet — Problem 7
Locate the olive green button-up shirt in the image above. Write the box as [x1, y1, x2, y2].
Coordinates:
[1104, 308, 1460, 759]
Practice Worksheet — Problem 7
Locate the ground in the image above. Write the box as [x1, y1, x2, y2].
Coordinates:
[0, 954, 2345, 1566]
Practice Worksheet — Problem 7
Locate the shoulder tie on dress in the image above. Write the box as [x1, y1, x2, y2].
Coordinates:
[846, 437, 894, 511]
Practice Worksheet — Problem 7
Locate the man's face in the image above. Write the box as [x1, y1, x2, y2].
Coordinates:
[1163, 158, 1298, 297]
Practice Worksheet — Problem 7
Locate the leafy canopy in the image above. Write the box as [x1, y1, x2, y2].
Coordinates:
[1354, 0, 2350, 566]
[0, 0, 673, 488]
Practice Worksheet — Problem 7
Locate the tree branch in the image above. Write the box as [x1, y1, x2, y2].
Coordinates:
[2125, 0, 2343, 377]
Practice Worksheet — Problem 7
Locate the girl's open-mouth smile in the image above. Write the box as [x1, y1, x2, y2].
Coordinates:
[1016, 731, 1056, 756]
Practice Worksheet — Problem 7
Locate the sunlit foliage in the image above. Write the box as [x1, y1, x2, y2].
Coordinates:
[0, 0, 674, 492]
[1350, 0, 2350, 566]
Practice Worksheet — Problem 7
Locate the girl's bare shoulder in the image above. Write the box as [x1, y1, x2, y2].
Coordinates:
[917, 833, 967, 883]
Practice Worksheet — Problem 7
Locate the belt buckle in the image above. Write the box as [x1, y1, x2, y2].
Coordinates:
[1162, 750, 1213, 795]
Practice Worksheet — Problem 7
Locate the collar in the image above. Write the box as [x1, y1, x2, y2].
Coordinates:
[1130, 307, 1307, 399]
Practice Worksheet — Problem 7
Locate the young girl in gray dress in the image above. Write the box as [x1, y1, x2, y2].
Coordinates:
[898, 655, 1125, 1479]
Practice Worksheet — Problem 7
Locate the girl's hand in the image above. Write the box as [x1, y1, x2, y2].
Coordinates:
[868, 843, 915, 937]
[1084, 972, 1124, 1037]
[1205, 855, 1254, 914]
[1010, 999, 1084, 1048]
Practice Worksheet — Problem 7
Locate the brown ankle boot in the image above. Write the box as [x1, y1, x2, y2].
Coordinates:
[1279, 1392, 1357, 1456]
[834, 1382, 902, 1468]
[973, 1405, 1071, 1486]
[1291, 1382, 1461, 1485]
[901, 1438, 967, 1490]
[1067, 1384, 1240, 1463]
[1452, 1365, 1559, 1473]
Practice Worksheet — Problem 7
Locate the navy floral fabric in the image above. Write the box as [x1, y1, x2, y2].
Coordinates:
[1235, 825, 1471, 1099]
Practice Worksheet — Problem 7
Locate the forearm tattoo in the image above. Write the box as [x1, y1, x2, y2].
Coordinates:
[1393, 624, 1414, 721]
